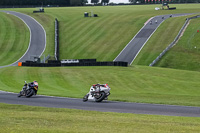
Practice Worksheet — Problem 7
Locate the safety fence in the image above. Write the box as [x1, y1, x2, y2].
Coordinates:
[21, 59, 128, 67]
[149, 15, 200, 66]
[55, 18, 59, 60]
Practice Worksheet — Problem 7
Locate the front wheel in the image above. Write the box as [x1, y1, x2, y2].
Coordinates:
[17, 92, 22, 97]
[83, 94, 89, 102]
[95, 92, 106, 102]
[17, 91, 24, 97]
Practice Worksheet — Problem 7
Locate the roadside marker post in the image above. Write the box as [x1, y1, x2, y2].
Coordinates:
[18, 62, 22, 66]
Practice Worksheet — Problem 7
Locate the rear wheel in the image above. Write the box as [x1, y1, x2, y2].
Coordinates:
[95, 92, 106, 102]
[26, 89, 34, 98]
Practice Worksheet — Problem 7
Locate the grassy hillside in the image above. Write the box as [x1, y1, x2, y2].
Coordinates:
[0, 12, 29, 66]
[134, 14, 200, 72]
[0, 5, 200, 106]
[1, 103, 200, 133]
[1, 5, 200, 131]
[2, 4, 200, 62]
[155, 18, 200, 71]
[0, 66, 200, 106]
[132, 15, 188, 66]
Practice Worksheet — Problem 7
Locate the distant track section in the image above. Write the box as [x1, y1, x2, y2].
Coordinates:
[114, 13, 195, 65]
[0, 11, 46, 67]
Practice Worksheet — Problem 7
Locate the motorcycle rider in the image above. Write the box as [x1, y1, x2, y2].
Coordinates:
[93, 84, 100, 92]
[93, 84, 108, 99]
[28, 81, 38, 95]
[18, 81, 38, 97]
[33, 81, 38, 95]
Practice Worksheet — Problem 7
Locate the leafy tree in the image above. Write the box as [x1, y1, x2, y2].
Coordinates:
[82, 0, 88, 5]
[0, 0, 71, 6]
[91, 0, 99, 5]
[129, 0, 136, 3]
[101, 0, 109, 5]
[70, 0, 82, 6]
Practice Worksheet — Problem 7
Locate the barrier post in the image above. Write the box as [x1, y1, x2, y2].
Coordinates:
[18, 62, 22, 66]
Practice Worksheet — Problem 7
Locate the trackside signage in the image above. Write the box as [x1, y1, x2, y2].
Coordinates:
[61, 59, 79, 63]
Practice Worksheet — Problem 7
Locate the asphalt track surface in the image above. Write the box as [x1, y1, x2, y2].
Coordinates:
[0, 11, 199, 117]
[114, 13, 195, 65]
[0, 11, 46, 67]
[1, 91, 200, 117]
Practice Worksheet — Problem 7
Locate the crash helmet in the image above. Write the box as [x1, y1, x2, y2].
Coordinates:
[33, 81, 38, 86]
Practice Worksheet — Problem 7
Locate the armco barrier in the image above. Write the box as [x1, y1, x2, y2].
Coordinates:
[55, 18, 59, 60]
[149, 15, 200, 66]
[22, 60, 128, 67]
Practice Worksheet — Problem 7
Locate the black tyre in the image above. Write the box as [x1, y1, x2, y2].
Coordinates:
[17, 93, 22, 97]
[83, 94, 89, 102]
[17, 91, 24, 97]
[26, 89, 34, 98]
[95, 92, 106, 102]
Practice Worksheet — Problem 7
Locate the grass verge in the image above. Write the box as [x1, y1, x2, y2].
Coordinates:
[0, 12, 29, 66]
[2, 4, 200, 61]
[0, 66, 200, 106]
[155, 18, 200, 71]
[1, 103, 200, 133]
[132, 15, 188, 66]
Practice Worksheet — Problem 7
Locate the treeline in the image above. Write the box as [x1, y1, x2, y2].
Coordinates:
[0, 0, 70, 6]
[170, 0, 200, 2]
[0, 0, 91, 6]
[0, 0, 200, 6]
[132, 0, 200, 4]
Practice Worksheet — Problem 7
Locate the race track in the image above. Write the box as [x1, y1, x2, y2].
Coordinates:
[1, 91, 200, 117]
[114, 13, 195, 64]
[0, 11, 199, 117]
[0, 11, 46, 67]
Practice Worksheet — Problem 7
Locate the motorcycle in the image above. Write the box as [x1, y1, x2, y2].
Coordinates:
[83, 84, 111, 102]
[18, 81, 38, 98]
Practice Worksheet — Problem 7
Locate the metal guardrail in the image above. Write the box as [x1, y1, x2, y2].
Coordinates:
[22, 60, 128, 67]
[55, 18, 59, 60]
[149, 15, 200, 66]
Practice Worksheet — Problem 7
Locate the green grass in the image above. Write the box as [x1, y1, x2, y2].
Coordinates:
[1, 4, 200, 132]
[132, 16, 188, 66]
[1, 66, 200, 106]
[0, 12, 29, 66]
[2, 4, 200, 61]
[1, 103, 200, 133]
[0, 4, 200, 66]
[132, 7, 200, 71]
[155, 18, 200, 71]
[0, 4, 199, 106]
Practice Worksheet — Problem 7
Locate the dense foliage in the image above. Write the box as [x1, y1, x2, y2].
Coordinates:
[0, 0, 199, 6]
[130, 0, 200, 3]
[0, 0, 70, 6]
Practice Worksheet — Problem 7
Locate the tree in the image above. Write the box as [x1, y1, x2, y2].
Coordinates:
[82, 0, 88, 5]
[101, 0, 109, 5]
[129, 0, 136, 3]
[91, 0, 99, 5]
[70, 0, 82, 6]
